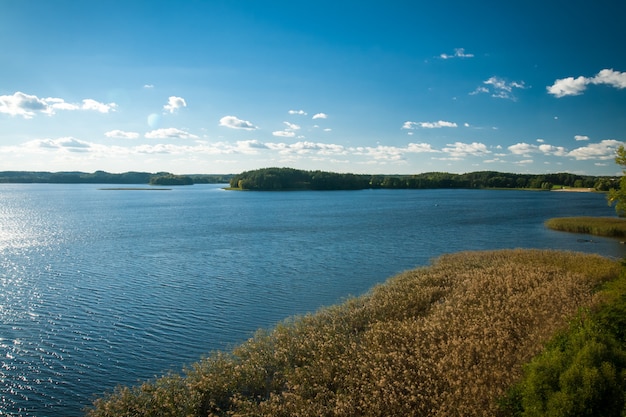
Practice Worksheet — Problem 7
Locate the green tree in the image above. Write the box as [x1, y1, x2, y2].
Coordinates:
[608, 145, 626, 216]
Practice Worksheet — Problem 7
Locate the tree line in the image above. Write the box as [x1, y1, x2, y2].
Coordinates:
[229, 167, 618, 191]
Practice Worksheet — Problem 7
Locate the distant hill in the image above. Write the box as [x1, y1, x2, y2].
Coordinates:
[0, 171, 234, 185]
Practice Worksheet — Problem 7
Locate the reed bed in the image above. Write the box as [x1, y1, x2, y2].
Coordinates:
[87, 249, 621, 417]
[545, 216, 626, 237]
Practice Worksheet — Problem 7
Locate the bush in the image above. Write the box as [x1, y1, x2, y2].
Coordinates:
[499, 266, 626, 417]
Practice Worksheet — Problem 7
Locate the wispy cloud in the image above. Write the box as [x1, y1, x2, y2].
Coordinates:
[312, 113, 328, 120]
[273, 121, 301, 138]
[24, 137, 92, 152]
[440, 48, 474, 59]
[105, 130, 140, 139]
[163, 96, 187, 113]
[471, 77, 526, 100]
[547, 69, 626, 97]
[0, 92, 116, 118]
[219, 115, 258, 130]
[403, 120, 458, 129]
[145, 128, 199, 139]
[575, 135, 590, 141]
[288, 109, 307, 115]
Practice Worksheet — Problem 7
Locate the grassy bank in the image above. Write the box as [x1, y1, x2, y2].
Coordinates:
[87, 250, 621, 417]
[545, 217, 626, 238]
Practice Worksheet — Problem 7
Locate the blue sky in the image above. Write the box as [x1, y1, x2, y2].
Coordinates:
[1, 0, 626, 175]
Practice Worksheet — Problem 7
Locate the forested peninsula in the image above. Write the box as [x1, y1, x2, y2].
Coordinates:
[229, 167, 617, 191]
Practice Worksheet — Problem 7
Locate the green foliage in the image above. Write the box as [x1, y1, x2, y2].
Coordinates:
[608, 145, 626, 216]
[86, 250, 621, 417]
[544, 217, 626, 237]
[499, 267, 626, 417]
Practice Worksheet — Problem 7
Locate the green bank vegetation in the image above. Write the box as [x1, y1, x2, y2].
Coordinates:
[545, 217, 626, 238]
[500, 264, 626, 416]
[86, 250, 624, 417]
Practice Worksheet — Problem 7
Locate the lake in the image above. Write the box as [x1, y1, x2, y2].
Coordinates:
[1, 184, 625, 416]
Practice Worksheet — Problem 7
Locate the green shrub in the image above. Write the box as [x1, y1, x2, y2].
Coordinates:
[499, 266, 626, 417]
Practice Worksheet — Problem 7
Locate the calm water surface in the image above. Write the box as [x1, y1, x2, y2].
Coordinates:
[1, 184, 625, 416]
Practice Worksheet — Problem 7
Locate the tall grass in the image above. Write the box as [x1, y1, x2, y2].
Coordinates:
[86, 250, 620, 417]
[545, 217, 626, 237]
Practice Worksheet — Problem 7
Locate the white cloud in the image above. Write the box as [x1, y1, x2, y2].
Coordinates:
[538, 144, 567, 156]
[0, 91, 116, 118]
[442, 142, 491, 158]
[272, 121, 302, 138]
[219, 115, 258, 130]
[515, 159, 534, 165]
[567, 139, 622, 160]
[143, 84, 154, 89]
[272, 130, 296, 138]
[266, 141, 347, 157]
[288, 109, 307, 115]
[547, 69, 626, 97]
[592, 69, 626, 89]
[421, 120, 458, 128]
[283, 121, 300, 130]
[575, 135, 590, 141]
[82, 99, 117, 113]
[471, 77, 526, 100]
[509, 142, 568, 157]
[508, 142, 537, 156]
[546, 76, 588, 97]
[440, 48, 474, 59]
[0, 92, 50, 118]
[163, 96, 187, 113]
[24, 137, 92, 152]
[145, 128, 199, 139]
[406, 143, 438, 153]
[234, 140, 268, 154]
[402, 120, 457, 129]
[105, 130, 140, 139]
[312, 113, 328, 119]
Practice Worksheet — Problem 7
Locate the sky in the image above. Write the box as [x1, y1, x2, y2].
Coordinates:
[1, 0, 626, 176]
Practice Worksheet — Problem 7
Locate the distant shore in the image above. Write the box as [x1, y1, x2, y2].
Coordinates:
[551, 187, 596, 192]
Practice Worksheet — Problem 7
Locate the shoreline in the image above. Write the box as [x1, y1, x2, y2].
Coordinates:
[551, 187, 596, 192]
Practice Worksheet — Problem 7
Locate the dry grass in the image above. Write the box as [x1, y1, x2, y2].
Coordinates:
[87, 249, 620, 417]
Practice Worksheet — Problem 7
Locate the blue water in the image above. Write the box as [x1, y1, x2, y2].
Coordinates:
[1, 184, 625, 416]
